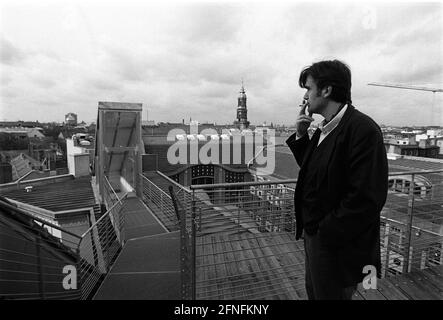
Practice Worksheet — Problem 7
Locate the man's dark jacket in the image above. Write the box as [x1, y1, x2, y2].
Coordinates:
[286, 105, 388, 286]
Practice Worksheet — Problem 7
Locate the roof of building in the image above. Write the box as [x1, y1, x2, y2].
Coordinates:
[264, 147, 301, 180]
[0, 128, 29, 134]
[268, 149, 443, 180]
[3, 176, 96, 212]
[10, 153, 42, 181]
[0, 150, 28, 163]
[0, 196, 79, 260]
[0, 121, 41, 128]
[387, 156, 443, 172]
[143, 137, 275, 175]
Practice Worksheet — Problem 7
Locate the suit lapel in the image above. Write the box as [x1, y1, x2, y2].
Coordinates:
[300, 128, 321, 168]
[313, 105, 355, 184]
[297, 105, 355, 189]
[329, 104, 354, 140]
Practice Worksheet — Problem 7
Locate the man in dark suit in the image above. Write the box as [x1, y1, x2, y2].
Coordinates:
[286, 60, 388, 300]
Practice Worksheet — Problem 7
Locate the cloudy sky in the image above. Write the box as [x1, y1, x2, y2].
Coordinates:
[0, 0, 442, 126]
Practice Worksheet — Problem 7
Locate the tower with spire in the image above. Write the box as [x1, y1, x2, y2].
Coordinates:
[234, 81, 250, 130]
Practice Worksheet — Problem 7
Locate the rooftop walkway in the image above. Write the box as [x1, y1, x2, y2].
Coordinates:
[195, 231, 443, 300]
[93, 197, 180, 300]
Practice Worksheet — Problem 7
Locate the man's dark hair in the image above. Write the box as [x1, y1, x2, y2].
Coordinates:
[299, 59, 352, 104]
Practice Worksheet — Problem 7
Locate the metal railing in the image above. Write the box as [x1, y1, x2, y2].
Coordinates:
[381, 169, 443, 277]
[172, 170, 442, 300]
[155, 170, 194, 205]
[76, 192, 128, 300]
[0, 197, 82, 300]
[174, 179, 303, 300]
[103, 175, 121, 207]
[139, 173, 180, 231]
[0, 177, 130, 300]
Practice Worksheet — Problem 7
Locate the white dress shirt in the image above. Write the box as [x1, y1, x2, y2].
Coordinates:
[317, 104, 348, 146]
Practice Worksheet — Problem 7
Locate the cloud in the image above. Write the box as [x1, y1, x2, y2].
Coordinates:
[0, 37, 26, 65]
[0, 72, 12, 86]
[166, 4, 242, 44]
[0, 2, 441, 126]
[105, 46, 147, 82]
[382, 62, 443, 85]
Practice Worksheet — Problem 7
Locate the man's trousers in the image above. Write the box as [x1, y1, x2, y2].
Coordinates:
[304, 231, 357, 300]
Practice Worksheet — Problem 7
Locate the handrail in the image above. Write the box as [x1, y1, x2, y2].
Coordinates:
[79, 192, 129, 240]
[186, 170, 443, 190]
[103, 175, 120, 202]
[0, 173, 74, 189]
[16, 170, 37, 182]
[381, 215, 442, 237]
[0, 198, 82, 239]
[389, 169, 443, 176]
[190, 179, 298, 190]
[7, 198, 56, 220]
[155, 170, 192, 193]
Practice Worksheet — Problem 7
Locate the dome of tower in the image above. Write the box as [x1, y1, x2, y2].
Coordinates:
[238, 85, 247, 99]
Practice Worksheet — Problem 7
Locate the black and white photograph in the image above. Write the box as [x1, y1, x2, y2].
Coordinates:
[0, 0, 442, 306]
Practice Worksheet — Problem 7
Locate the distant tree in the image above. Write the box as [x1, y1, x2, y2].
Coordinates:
[42, 125, 62, 140]
[0, 133, 29, 150]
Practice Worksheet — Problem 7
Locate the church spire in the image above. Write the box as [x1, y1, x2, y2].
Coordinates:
[234, 81, 250, 130]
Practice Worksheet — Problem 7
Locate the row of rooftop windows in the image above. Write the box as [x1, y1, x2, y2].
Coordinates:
[175, 131, 272, 141]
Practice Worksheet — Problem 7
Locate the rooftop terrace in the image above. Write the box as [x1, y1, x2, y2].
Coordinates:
[1, 101, 442, 300]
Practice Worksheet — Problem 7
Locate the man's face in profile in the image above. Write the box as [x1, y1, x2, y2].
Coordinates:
[303, 75, 326, 115]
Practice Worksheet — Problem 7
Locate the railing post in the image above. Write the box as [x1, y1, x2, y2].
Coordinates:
[168, 185, 189, 299]
[237, 207, 240, 234]
[199, 207, 202, 231]
[191, 189, 196, 300]
[383, 222, 390, 278]
[139, 174, 144, 202]
[403, 173, 415, 273]
[36, 236, 45, 299]
[120, 201, 126, 245]
[180, 192, 189, 299]
[75, 247, 82, 299]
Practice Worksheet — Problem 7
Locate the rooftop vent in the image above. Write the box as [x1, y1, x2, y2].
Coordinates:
[79, 140, 91, 146]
